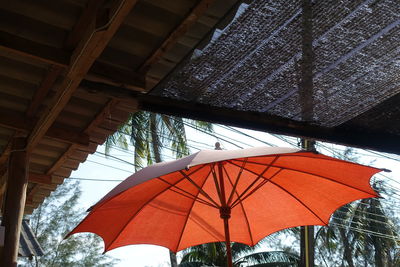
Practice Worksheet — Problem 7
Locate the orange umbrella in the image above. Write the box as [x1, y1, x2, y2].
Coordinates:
[68, 146, 381, 267]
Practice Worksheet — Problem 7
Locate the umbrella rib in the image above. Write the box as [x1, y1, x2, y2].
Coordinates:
[228, 161, 327, 225]
[229, 157, 280, 208]
[175, 165, 215, 252]
[179, 170, 221, 208]
[226, 158, 248, 206]
[269, 152, 381, 171]
[231, 159, 378, 197]
[104, 165, 209, 251]
[222, 164, 255, 246]
[157, 177, 217, 208]
[264, 180, 328, 226]
[231, 169, 283, 209]
[210, 163, 223, 204]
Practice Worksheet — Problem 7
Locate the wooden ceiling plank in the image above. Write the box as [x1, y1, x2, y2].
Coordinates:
[46, 98, 124, 175]
[26, 0, 139, 152]
[88, 62, 146, 91]
[0, 30, 144, 91]
[0, 108, 89, 146]
[25, 185, 41, 206]
[138, 0, 216, 73]
[0, 30, 69, 68]
[29, 173, 52, 185]
[26, 65, 64, 117]
[46, 146, 77, 176]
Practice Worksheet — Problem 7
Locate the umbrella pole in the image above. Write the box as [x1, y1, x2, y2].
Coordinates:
[223, 216, 233, 267]
[217, 160, 233, 267]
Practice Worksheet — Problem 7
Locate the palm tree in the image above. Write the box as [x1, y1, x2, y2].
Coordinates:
[106, 110, 213, 267]
[179, 241, 300, 267]
[107, 111, 212, 170]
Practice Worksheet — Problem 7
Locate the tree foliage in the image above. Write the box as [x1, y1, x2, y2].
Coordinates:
[20, 180, 118, 267]
[179, 242, 300, 267]
[314, 148, 400, 267]
[106, 111, 213, 170]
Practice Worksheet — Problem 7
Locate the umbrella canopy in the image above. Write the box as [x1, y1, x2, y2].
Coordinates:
[68, 146, 381, 265]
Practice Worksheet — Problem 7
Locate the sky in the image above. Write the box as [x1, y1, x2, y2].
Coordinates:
[69, 124, 400, 267]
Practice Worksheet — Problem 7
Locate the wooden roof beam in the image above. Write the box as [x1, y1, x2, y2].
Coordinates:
[65, 0, 107, 50]
[138, 0, 216, 73]
[0, 108, 89, 146]
[80, 80, 400, 155]
[88, 62, 146, 91]
[138, 95, 400, 155]
[0, 31, 144, 91]
[26, 65, 64, 117]
[26, 0, 139, 152]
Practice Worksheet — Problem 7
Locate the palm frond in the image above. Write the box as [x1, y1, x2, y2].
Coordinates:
[178, 262, 210, 267]
[236, 251, 300, 267]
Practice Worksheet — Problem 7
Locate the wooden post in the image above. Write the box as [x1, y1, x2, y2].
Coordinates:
[300, 224, 315, 267]
[300, 138, 316, 267]
[1, 137, 28, 267]
[299, 0, 315, 265]
[218, 162, 233, 267]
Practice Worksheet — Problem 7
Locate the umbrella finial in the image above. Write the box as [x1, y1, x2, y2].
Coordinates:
[215, 142, 221, 150]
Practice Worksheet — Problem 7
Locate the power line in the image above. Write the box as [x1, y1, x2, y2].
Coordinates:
[86, 159, 133, 174]
[180, 119, 243, 149]
[68, 177, 124, 182]
[333, 210, 398, 228]
[216, 124, 277, 147]
[329, 222, 400, 241]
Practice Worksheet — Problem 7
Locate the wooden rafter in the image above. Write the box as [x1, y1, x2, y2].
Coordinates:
[26, 65, 64, 117]
[88, 62, 146, 91]
[138, 0, 216, 73]
[26, 0, 139, 152]
[64, 0, 107, 50]
[46, 98, 125, 175]
[28, 173, 52, 185]
[25, 185, 41, 206]
[0, 108, 89, 146]
[0, 30, 144, 93]
[25, 97, 137, 209]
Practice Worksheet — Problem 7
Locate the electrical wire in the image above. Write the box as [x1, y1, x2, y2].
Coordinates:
[333, 211, 398, 228]
[329, 222, 400, 241]
[86, 159, 133, 174]
[68, 177, 123, 182]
